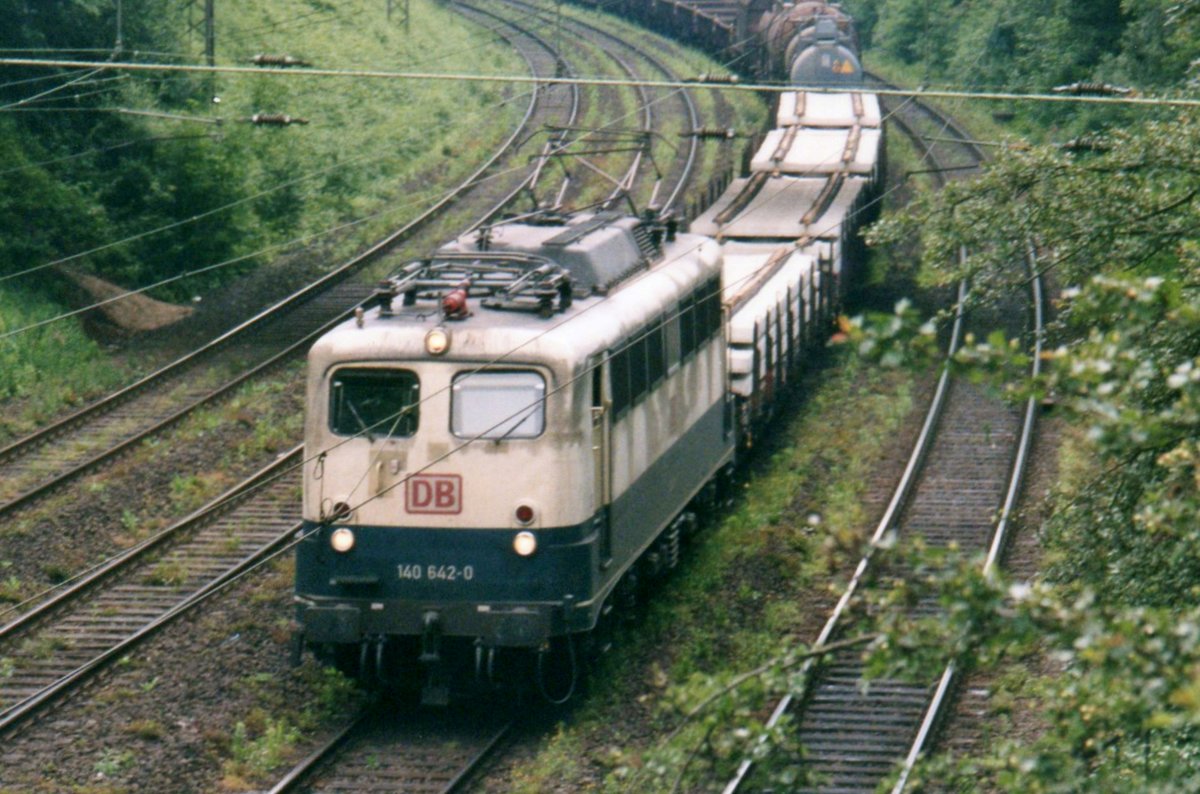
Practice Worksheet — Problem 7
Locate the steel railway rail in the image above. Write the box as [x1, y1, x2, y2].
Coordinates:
[720, 88, 1044, 792]
[505, 0, 657, 211]
[0, 10, 573, 525]
[455, 0, 581, 228]
[267, 707, 510, 793]
[0, 448, 302, 735]
[508, 0, 703, 214]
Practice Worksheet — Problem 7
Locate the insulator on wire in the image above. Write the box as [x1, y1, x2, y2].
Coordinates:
[683, 127, 738, 139]
[249, 113, 310, 126]
[688, 73, 739, 84]
[250, 53, 313, 68]
[1051, 81, 1135, 97]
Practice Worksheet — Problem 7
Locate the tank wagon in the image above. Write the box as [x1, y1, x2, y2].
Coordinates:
[293, 0, 882, 701]
[587, 0, 862, 84]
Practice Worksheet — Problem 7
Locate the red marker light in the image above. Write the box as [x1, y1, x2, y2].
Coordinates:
[515, 505, 535, 524]
[442, 288, 469, 320]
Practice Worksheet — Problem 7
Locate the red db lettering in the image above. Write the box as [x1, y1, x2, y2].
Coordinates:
[406, 474, 462, 514]
[410, 480, 433, 508]
[435, 480, 457, 508]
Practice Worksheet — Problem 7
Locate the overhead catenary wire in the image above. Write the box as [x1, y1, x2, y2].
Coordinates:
[0, 3, 610, 615]
[0, 71, 129, 94]
[0, 133, 414, 285]
[325, 93, 936, 519]
[0, 0, 540, 207]
[0, 87, 547, 324]
[0, 8, 570, 289]
[3, 57, 1200, 107]
[0, 12, 1059, 766]
[0, 45, 1025, 741]
[0, 3, 924, 355]
[0, 74, 133, 107]
[0, 66, 109, 111]
[0, 133, 219, 178]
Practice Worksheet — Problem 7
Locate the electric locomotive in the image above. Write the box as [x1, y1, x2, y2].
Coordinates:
[294, 0, 882, 702]
[293, 212, 733, 700]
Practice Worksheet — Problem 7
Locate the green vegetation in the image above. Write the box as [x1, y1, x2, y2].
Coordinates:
[0, 290, 131, 433]
[222, 718, 301, 783]
[586, 2, 1200, 790]
[844, 0, 1200, 136]
[143, 558, 190, 587]
[1, 0, 524, 296]
[851, 111, 1200, 791]
[0, 0, 525, 438]
[92, 749, 135, 779]
[0, 573, 22, 604]
[218, 639, 362, 788]
[538, 0, 769, 211]
[123, 719, 165, 741]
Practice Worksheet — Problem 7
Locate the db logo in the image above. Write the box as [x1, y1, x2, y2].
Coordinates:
[406, 474, 462, 515]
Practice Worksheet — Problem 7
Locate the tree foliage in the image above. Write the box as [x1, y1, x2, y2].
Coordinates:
[842, 0, 1200, 132]
[851, 52, 1200, 794]
[0, 0, 256, 299]
[846, 0, 1193, 89]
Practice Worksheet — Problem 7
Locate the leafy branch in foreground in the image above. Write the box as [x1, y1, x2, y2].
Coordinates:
[845, 110, 1200, 788]
[862, 550, 1200, 792]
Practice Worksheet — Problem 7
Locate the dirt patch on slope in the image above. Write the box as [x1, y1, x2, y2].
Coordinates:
[61, 268, 193, 332]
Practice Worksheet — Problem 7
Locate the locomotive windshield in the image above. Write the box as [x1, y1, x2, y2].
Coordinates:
[329, 368, 419, 438]
[451, 371, 545, 440]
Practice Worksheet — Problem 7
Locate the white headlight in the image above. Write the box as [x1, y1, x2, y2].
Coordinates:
[513, 531, 537, 557]
[330, 527, 356, 553]
[425, 327, 450, 355]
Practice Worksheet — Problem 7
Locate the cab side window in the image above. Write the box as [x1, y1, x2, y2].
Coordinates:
[329, 368, 420, 437]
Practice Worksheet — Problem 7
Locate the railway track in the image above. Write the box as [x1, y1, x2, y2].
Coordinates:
[719, 87, 1044, 792]
[268, 707, 510, 793]
[488, 0, 701, 215]
[548, 2, 703, 213]
[0, 449, 302, 734]
[0, 10, 584, 641]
